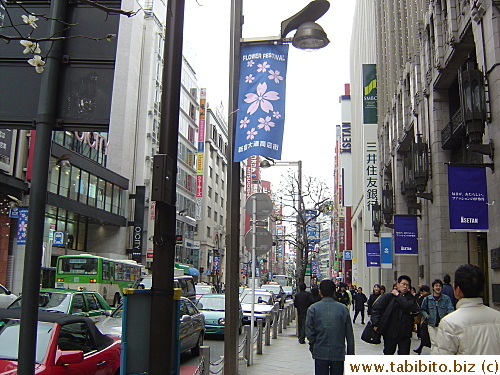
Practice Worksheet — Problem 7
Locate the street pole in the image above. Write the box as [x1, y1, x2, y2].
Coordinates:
[225, 0, 242, 373]
[149, 0, 184, 373]
[297, 160, 304, 284]
[18, 0, 66, 373]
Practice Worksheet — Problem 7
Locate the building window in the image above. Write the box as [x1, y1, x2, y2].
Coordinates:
[221, 179, 225, 190]
[220, 215, 223, 225]
[209, 167, 213, 178]
[215, 192, 218, 204]
[207, 206, 211, 218]
[220, 197, 224, 208]
[207, 226, 211, 238]
[215, 174, 219, 185]
[208, 187, 212, 198]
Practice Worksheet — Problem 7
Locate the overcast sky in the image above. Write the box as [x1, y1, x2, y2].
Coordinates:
[183, 0, 356, 188]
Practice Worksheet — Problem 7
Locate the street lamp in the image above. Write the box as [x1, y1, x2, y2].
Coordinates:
[227, 1, 330, 371]
[260, 159, 304, 284]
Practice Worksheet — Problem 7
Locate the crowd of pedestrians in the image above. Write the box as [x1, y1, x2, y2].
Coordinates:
[292, 264, 500, 375]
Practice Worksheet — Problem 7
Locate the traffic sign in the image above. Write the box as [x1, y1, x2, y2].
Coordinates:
[245, 193, 273, 220]
[53, 231, 65, 247]
[245, 227, 273, 256]
[343, 250, 352, 260]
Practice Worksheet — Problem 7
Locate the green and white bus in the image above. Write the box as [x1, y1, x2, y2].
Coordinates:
[55, 254, 143, 306]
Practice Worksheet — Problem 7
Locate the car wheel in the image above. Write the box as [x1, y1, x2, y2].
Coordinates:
[191, 332, 204, 357]
[113, 293, 121, 307]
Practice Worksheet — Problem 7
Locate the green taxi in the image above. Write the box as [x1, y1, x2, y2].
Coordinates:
[196, 294, 243, 335]
[7, 288, 113, 323]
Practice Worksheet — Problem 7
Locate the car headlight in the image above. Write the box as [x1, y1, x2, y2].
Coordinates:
[218, 318, 225, 325]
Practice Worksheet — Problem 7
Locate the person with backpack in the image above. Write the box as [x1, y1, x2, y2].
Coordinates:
[371, 275, 419, 355]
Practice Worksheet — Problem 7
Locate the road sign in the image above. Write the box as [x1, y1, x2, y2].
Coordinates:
[53, 231, 65, 247]
[343, 250, 352, 260]
[245, 193, 273, 220]
[245, 227, 273, 256]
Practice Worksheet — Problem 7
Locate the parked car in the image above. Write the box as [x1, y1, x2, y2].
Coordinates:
[282, 286, 294, 300]
[0, 284, 17, 309]
[261, 284, 286, 308]
[0, 309, 120, 375]
[137, 275, 197, 303]
[240, 291, 279, 325]
[8, 288, 113, 323]
[97, 297, 205, 356]
[196, 294, 243, 335]
[195, 284, 216, 300]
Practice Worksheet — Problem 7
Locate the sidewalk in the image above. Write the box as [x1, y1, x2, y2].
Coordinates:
[246, 309, 427, 375]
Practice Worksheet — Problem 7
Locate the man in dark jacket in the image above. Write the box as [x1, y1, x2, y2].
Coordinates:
[306, 279, 354, 374]
[441, 274, 457, 307]
[371, 275, 419, 355]
[335, 282, 351, 307]
[294, 282, 313, 344]
[352, 287, 367, 324]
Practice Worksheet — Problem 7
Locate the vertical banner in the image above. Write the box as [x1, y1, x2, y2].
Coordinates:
[366, 242, 380, 267]
[380, 232, 393, 269]
[195, 89, 207, 221]
[234, 44, 289, 162]
[17, 207, 29, 245]
[394, 215, 418, 255]
[448, 165, 489, 232]
[363, 64, 378, 124]
[363, 124, 379, 230]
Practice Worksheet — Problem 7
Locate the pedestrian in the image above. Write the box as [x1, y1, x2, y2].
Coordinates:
[367, 284, 381, 316]
[350, 285, 357, 311]
[335, 282, 350, 307]
[352, 287, 367, 324]
[371, 275, 419, 355]
[410, 287, 417, 297]
[306, 279, 354, 375]
[432, 264, 500, 355]
[379, 285, 386, 295]
[311, 286, 322, 303]
[294, 282, 313, 344]
[420, 279, 454, 350]
[441, 274, 457, 308]
[413, 284, 431, 354]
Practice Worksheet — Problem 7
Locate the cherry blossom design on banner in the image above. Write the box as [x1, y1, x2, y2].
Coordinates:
[234, 44, 289, 162]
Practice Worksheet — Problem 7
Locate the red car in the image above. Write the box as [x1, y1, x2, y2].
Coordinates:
[0, 309, 120, 375]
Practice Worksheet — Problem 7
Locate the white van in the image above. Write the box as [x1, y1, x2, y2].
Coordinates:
[138, 274, 196, 303]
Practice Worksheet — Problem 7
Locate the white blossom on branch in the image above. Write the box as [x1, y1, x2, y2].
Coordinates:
[20, 40, 41, 54]
[27, 55, 45, 73]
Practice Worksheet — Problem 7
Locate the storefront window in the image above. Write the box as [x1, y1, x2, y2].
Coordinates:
[47, 158, 60, 194]
[59, 166, 71, 198]
[69, 166, 81, 201]
[97, 178, 105, 210]
[105, 182, 113, 212]
[88, 174, 98, 207]
[79, 170, 89, 204]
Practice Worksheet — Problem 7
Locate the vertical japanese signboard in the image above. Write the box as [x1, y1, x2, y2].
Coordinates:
[394, 215, 418, 255]
[448, 165, 489, 232]
[362, 64, 379, 230]
[195, 89, 207, 221]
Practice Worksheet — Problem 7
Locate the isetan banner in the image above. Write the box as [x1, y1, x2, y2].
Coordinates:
[394, 215, 418, 255]
[366, 242, 380, 267]
[448, 165, 489, 232]
[234, 44, 289, 162]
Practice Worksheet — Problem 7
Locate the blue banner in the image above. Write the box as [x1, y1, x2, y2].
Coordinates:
[448, 165, 489, 232]
[394, 215, 418, 255]
[213, 255, 220, 271]
[380, 233, 393, 268]
[311, 260, 322, 279]
[234, 44, 289, 162]
[17, 207, 29, 245]
[366, 243, 380, 267]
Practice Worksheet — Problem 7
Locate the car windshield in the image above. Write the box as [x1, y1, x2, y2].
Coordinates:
[263, 285, 281, 294]
[0, 319, 52, 363]
[195, 286, 213, 294]
[111, 304, 123, 318]
[9, 292, 71, 313]
[283, 287, 293, 292]
[241, 294, 272, 305]
[197, 296, 225, 311]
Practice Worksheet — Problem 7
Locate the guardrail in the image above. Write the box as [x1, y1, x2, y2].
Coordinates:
[193, 303, 296, 374]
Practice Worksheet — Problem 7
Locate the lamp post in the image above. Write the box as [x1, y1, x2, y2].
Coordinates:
[260, 159, 304, 284]
[227, 1, 330, 372]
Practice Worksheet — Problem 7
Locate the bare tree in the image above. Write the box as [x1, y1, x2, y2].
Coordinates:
[271, 170, 332, 285]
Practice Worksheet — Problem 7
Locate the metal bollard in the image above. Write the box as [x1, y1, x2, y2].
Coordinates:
[284, 306, 290, 328]
[265, 315, 271, 346]
[244, 325, 252, 365]
[257, 319, 263, 354]
[200, 346, 210, 375]
[272, 311, 278, 339]
[278, 309, 283, 334]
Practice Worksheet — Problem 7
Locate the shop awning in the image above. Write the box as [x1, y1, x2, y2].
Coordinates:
[175, 263, 190, 275]
[188, 267, 200, 277]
